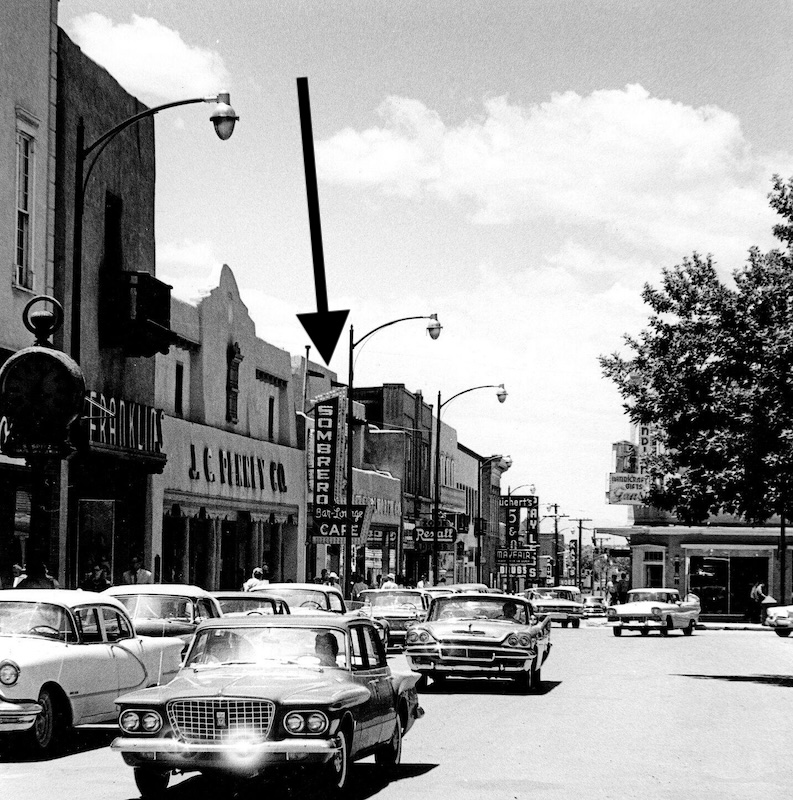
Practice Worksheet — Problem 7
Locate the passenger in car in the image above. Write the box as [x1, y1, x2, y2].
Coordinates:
[315, 631, 340, 666]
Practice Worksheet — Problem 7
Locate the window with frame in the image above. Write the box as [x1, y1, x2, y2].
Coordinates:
[175, 362, 184, 416]
[361, 626, 384, 668]
[76, 607, 103, 643]
[15, 128, 34, 288]
[101, 606, 132, 641]
[226, 342, 243, 423]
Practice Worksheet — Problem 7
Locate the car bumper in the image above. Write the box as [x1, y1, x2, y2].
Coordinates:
[0, 699, 42, 732]
[765, 618, 791, 628]
[540, 612, 582, 622]
[608, 619, 662, 629]
[111, 736, 339, 772]
[405, 646, 534, 676]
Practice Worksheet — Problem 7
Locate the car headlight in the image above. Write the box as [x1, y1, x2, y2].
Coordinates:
[0, 661, 20, 686]
[306, 712, 329, 734]
[607, 608, 616, 617]
[141, 711, 163, 733]
[407, 628, 434, 644]
[285, 712, 305, 733]
[284, 711, 328, 735]
[507, 634, 519, 647]
[650, 607, 662, 617]
[119, 710, 141, 732]
[518, 634, 531, 647]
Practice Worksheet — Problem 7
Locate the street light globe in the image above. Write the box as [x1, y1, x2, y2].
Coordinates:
[210, 92, 239, 140]
[496, 384, 507, 403]
[427, 314, 442, 340]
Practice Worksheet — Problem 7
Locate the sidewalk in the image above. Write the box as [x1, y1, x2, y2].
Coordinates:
[698, 621, 769, 631]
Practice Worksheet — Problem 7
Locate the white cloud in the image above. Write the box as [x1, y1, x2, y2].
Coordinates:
[157, 239, 223, 302]
[66, 13, 230, 101]
[317, 85, 784, 266]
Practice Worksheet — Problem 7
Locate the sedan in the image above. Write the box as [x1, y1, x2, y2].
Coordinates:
[111, 615, 423, 796]
[212, 592, 290, 617]
[607, 588, 701, 636]
[404, 593, 551, 692]
[0, 590, 182, 754]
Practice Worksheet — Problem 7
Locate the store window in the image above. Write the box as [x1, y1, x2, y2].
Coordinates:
[15, 126, 35, 289]
[643, 549, 664, 588]
[226, 342, 243, 423]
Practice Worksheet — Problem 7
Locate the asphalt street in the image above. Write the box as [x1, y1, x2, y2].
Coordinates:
[1, 622, 789, 800]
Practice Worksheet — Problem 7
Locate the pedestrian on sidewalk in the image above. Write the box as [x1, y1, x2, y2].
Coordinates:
[749, 581, 766, 623]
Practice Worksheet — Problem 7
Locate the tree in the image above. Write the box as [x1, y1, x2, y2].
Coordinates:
[600, 176, 793, 593]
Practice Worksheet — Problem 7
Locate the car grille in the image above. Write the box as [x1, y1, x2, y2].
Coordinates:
[387, 619, 411, 631]
[618, 616, 648, 623]
[167, 699, 275, 743]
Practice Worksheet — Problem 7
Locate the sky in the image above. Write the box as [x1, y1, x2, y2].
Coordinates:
[57, 0, 793, 536]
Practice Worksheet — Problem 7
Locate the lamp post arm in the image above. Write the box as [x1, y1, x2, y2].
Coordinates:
[439, 384, 503, 410]
[352, 315, 436, 349]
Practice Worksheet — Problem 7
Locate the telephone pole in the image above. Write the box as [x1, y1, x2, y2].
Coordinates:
[545, 504, 568, 585]
[569, 516, 592, 590]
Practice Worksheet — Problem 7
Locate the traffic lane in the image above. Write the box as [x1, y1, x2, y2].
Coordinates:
[388, 626, 792, 800]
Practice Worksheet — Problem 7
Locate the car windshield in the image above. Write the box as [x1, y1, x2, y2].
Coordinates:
[0, 601, 75, 641]
[428, 597, 529, 623]
[360, 591, 423, 609]
[627, 591, 679, 604]
[216, 597, 277, 615]
[185, 626, 348, 669]
[115, 595, 193, 622]
[585, 598, 605, 605]
[258, 588, 330, 610]
[533, 589, 577, 601]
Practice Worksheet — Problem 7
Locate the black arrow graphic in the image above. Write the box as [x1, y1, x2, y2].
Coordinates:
[295, 77, 349, 365]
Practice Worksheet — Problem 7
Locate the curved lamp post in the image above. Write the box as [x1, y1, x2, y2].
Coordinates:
[71, 92, 239, 363]
[477, 454, 511, 583]
[432, 384, 507, 584]
[344, 315, 441, 596]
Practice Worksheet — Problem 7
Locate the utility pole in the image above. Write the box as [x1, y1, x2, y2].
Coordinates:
[569, 516, 592, 590]
[545, 504, 568, 585]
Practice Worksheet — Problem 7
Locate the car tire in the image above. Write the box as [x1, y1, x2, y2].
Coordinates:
[561, 621, 569, 628]
[683, 620, 695, 636]
[325, 728, 351, 795]
[375, 713, 402, 767]
[571, 619, 580, 629]
[659, 619, 672, 636]
[134, 767, 170, 797]
[530, 661, 542, 692]
[640, 628, 650, 636]
[774, 629, 792, 637]
[432, 674, 447, 689]
[25, 686, 66, 755]
[415, 674, 429, 692]
[612, 626, 622, 637]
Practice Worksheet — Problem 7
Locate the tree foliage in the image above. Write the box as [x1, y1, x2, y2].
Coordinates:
[600, 176, 793, 525]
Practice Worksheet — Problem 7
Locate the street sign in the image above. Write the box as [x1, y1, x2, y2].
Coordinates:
[414, 525, 456, 543]
[496, 547, 538, 563]
[311, 503, 371, 544]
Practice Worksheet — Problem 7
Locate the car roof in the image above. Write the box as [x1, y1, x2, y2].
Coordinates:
[434, 592, 528, 603]
[1, 588, 127, 610]
[257, 582, 342, 595]
[196, 614, 373, 631]
[212, 591, 281, 600]
[105, 584, 215, 597]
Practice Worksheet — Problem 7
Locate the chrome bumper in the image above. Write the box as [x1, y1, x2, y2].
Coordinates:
[0, 699, 42, 732]
[111, 736, 338, 769]
[609, 619, 662, 628]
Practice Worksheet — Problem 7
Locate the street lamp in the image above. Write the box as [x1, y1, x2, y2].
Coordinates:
[432, 384, 507, 584]
[71, 92, 239, 363]
[477, 454, 511, 583]
[344, 315, 441, 596]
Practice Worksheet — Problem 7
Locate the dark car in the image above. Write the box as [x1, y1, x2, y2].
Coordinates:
[358, 589, 428, 647]
[212, 591, 290, 617]
[111, 615, 423, 796]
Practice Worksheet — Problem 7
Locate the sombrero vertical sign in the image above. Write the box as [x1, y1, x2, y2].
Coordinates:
[311, 393, 368, 544]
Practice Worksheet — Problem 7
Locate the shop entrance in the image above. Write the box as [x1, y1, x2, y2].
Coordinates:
[689, 555, 769, 616]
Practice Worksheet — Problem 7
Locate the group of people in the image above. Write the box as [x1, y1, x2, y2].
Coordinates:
[605, 572, 630, 605]
[3, 553, 154, 592]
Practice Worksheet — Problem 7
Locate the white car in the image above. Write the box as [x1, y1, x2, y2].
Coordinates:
[0, 589, 183, 754]
[525, 586, 585, 628]
[764, 604, 793, 636]
[607, 588, 701, 637]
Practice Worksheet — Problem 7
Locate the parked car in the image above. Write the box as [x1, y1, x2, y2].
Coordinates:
[524, 586, 585, 628]
[104, 584, 223, 651]
[582, 596, 607, 617]
[358, 589, 429, 647]
[111, 615, 423, 796]
[404, 593, 551, 692]
[212, 592, 290, 617]
[0, 589, 182, 754]
[763, 604, 793, 636]
[259, 583, 390, 647]
[607, 588, 701, 636]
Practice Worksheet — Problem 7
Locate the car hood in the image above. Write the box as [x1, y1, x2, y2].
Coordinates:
[532, 599, 583, 609]
[612, 601, 675, 614]
[419, 619, 519, 642]
[116, 664, 370, 707]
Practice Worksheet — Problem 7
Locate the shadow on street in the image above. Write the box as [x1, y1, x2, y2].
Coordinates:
[420, 677, 561, 696]
[0, 725, 117, 763]
[158, 762, 437, 800]
[676, 673, 793, 688]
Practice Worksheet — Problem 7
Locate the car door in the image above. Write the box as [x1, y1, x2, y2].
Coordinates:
[360, 623, 395, 745]
[70, 605, 120, 722]
[348, 623, 381, 751]
[100, 605, 150, 693]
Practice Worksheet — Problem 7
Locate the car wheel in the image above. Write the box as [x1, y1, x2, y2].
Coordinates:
[432, 674, 447, 689]
[683, 620, 695, 636]
[530, 660, 542, 692]
[571, 619, 580, 629]
[415, 673, 429, 692]
[375, 713, 402, 767]
[774, 629, 792, 637]
[640, 628, 650, 636]
[612, 626, 622, 637]
[134, 767, 170, 797]
[659, 619, 671, 636]
[325, 728, 350, 795]
[561, 621, 569, 628]
[25, 686, 66, 755]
